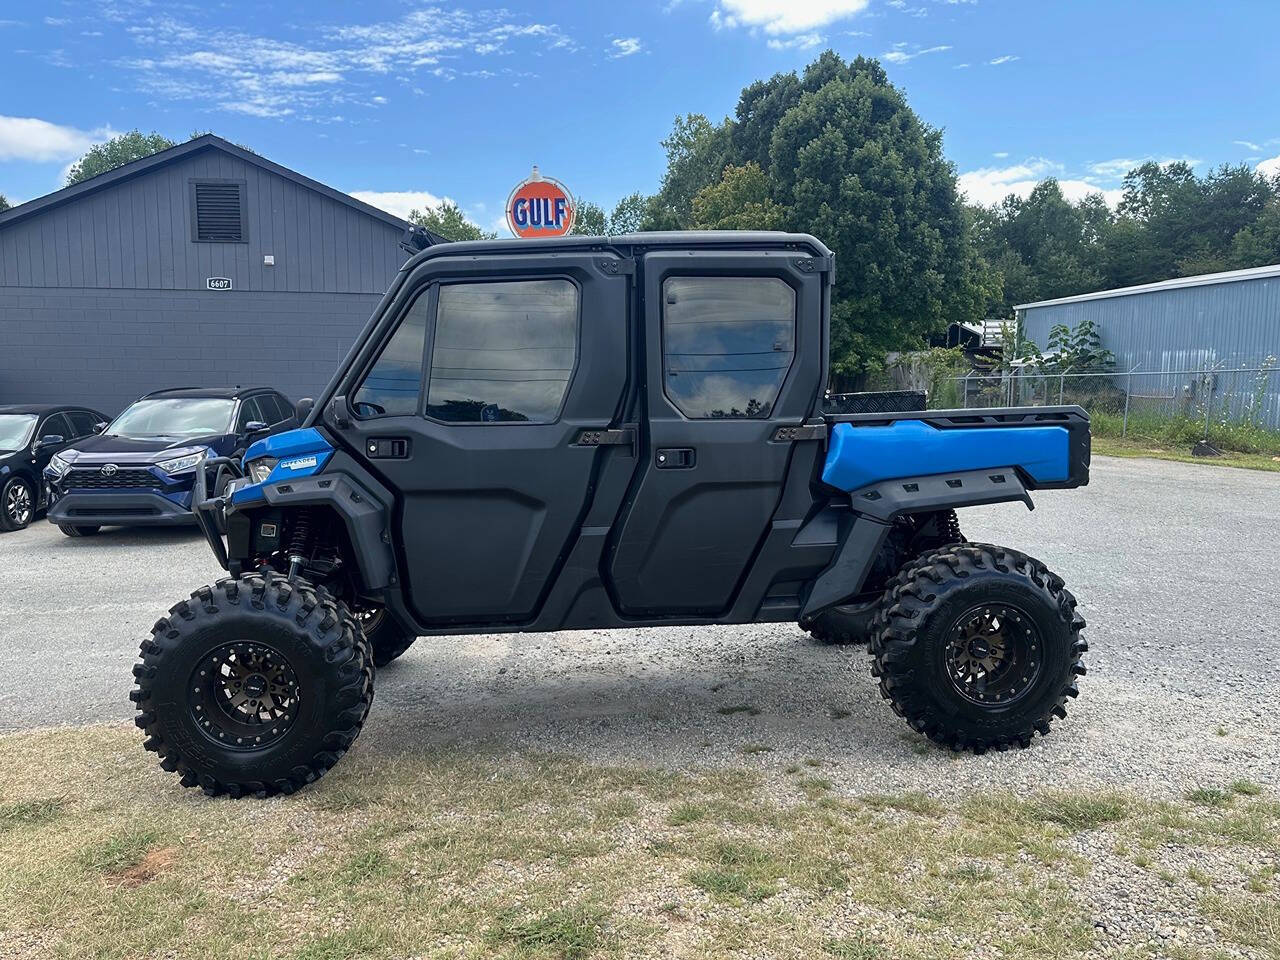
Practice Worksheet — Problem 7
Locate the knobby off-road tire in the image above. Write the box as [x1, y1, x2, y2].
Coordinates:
[805, 510, 965, 646]
[132, 572, 374, 797]
[359, 608, 417, 668]
[870, 543, 1086, 753]
[58, 523, 101, 537]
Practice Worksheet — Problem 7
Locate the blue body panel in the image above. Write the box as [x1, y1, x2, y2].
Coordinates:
[232, 428, 334, 505]
[822, 420, 1070, 492]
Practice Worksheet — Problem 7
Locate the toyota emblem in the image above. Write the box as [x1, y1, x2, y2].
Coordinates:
[101, 463, 119, 477]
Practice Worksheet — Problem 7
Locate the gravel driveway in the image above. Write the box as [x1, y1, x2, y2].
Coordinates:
[2, 454, 1277, 798]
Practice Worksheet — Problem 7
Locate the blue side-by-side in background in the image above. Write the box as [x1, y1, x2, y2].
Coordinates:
[822, 420, 1070, 492]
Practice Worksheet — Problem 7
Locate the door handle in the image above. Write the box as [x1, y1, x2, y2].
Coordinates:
[365, 438, 410, 459]
[656, 448, 695, 469]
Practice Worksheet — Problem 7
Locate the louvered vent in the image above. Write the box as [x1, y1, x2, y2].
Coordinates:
[194, 182, 244, 241]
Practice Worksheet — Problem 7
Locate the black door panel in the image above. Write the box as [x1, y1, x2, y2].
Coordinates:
[325, 252, 634, 627]
[607, 251, 826, 616]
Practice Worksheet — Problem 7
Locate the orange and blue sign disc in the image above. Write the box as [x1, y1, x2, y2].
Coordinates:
[506, 174, 575, 238]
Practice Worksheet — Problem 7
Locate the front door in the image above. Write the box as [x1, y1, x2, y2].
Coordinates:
[606, 251, 826, 615]
[326, 251, 634, 626]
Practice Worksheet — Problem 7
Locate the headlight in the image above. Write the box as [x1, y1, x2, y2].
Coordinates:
[48, 453, 72, 478]
[247, 458, 278, 484]
[157, 450, 206, 474]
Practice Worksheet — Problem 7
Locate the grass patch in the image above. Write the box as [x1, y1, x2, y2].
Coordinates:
[1186, 787, 1232, 807]
[1, 726, 1278, 960]
[1092, 435, 1280, 472]
[1230, 779, 1264, 797]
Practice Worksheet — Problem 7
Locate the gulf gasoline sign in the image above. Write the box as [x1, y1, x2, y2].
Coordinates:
[506, 166, 575, 238]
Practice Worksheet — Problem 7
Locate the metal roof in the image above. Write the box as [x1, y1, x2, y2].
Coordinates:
[0, 134, 411, 233]
[1014, 262, 1280, 311]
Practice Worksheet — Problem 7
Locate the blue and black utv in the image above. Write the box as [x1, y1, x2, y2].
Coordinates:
[133, 232, 1090, 797]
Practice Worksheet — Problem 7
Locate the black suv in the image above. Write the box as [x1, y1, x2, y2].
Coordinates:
[45, 386, 296, 536]
[0, 404, 110, 531]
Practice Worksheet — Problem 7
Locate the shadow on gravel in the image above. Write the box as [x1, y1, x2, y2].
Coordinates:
[44, 526, 205, 549]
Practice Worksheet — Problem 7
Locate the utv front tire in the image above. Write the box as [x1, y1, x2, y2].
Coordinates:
[358, 608, 417, 667]
[58, 523, 101, 537]
[132, 572, 374, 797]
[871, 543, 1086, 753]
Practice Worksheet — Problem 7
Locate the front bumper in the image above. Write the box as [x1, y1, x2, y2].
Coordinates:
[46, 489, 197, 527]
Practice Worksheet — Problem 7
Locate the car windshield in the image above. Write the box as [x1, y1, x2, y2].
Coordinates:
[107, 398, 235, 440]
[0, 414, 38, 451]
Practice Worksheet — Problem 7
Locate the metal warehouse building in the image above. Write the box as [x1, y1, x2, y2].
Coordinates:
[0, 135, 414, 414]
[1017, 264, 1280, 426]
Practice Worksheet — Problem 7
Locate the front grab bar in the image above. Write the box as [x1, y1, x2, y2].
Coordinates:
[192, 455, 243, 571]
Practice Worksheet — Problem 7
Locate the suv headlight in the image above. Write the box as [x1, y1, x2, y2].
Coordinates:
[247, 458, 278, 484]
[48, 453, 73, 478]
[157, 450, 206, 475]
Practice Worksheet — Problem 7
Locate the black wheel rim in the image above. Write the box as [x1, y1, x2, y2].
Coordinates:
[5, 482, 31, 526]
[355, 607, 383, 635]
[191, 641, 300, 749]
[944, 603, 1042, 705]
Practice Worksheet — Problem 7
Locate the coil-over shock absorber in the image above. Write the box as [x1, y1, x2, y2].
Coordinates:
[286, 508, 314, 581]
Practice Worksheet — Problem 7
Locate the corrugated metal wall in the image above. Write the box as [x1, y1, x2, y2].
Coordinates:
[1018, 275, 1280, 427]
[0, 150, 405, 294]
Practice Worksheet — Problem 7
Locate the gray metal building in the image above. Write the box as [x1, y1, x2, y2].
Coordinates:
[0, 135, 412, 414]
[1017, 264, 1280, 426]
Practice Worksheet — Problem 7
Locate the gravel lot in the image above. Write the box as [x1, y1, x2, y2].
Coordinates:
[2, 454, 1278, 798]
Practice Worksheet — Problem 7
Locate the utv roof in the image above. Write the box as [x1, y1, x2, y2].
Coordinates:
[140, 387, 270, 400]
[404, 231, 832, 271]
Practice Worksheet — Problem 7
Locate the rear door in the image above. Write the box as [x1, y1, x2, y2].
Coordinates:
[606, 250, 826, 615]
[325, 250, 634, 626]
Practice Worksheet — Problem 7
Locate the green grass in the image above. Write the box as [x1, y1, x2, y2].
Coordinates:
[1092, 435, 1280, 471]
[0, 726, 1276, 960]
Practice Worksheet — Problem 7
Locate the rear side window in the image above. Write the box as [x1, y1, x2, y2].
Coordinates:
[354, 295, 430, 417]
[40, 413, 72, 440]
[662, 277, 796, 419]
[427, 279, 578, 423]
[65, 411, 98, 437]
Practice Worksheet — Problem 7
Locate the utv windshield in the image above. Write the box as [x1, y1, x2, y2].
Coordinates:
[107, 398, 235, 440]
[0, 414, 38, 451]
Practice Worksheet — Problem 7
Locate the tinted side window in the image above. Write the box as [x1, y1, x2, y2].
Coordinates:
[354, 294, 429, 418]
[65, 411, 97, 437]
[427, 279, 578, 424]
[236, 398, 265, 431]
[258, 395, 283, 424]
[40, 413, 72, 440]
[272, 394, 293, 422]
[662, 277, 796, 419]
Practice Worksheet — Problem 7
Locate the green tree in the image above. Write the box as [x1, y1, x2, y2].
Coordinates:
[407, 201, 497, 241]
[65, 130, 178, 185]
[0, 194, 9, 213]
[645, 113, 732, 230]
[690, 162, 784, 230]
[569, 200, 607, 235]
[607, 193, 650, 234]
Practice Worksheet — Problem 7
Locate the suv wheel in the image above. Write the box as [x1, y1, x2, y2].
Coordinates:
[132, 572, 374, 797]
[58, 524, 101, 538]
[870, 543, 1086, 753]
[1, 476, 34, 531]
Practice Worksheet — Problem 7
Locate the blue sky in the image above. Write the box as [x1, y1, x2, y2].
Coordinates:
[1, 0, 1277, 233]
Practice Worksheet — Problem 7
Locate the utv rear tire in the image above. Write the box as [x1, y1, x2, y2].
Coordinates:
[870, 543, 1086, 753]
[132, 572, 374, 797]
[359, 608, 417, 667]
[58, 523, 101, 537]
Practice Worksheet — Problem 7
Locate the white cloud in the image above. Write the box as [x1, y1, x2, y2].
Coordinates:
[957, 158, 1122, 207]
[1088, 155, 1201, 178]
[709, 0, 871, 35]
[1234, 139, 1262, 152]
[349, 190, 450, 220]
[988, 54, 1019, 65]
[113, 8, 571, 120]
[1258, 155, 1280, 178]
[992, 151, 1008, 158]
[609, 37, 642, 57]
[767, 31, 824, 49]
[882, 42, 950, 63]
[0, 115, 115, 163]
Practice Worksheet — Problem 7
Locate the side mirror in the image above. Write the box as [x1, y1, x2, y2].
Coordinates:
[34, 434, 65, 454]
[295, 397, 315, 422]
[245, 421, 269, 437]
[327, 395, 351, 430]
[93, 422, 108, 434]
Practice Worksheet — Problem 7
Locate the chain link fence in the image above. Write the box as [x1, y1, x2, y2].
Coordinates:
[932, 363, 1280, 447]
